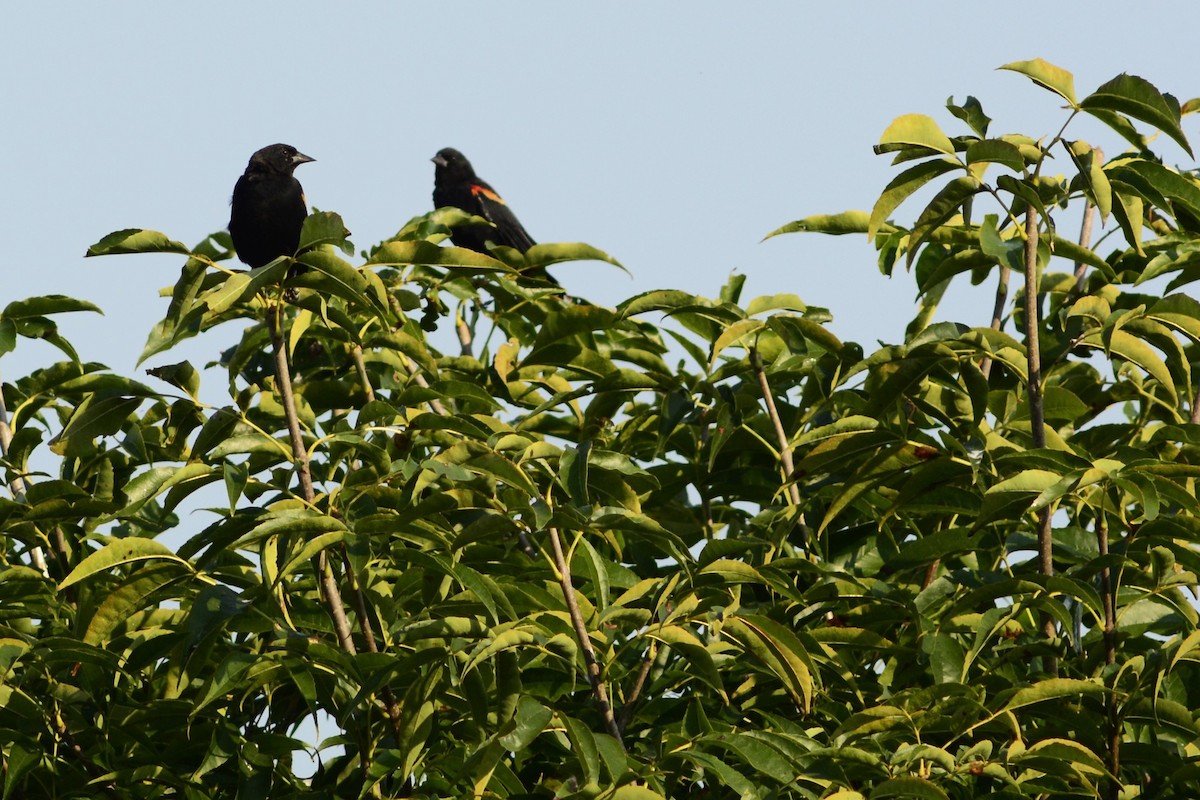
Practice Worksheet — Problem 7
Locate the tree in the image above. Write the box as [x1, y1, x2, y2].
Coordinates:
[4, 59, 1200, 798]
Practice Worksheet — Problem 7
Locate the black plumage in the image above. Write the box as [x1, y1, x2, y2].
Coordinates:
[228, 143, 314, 268]
[432, 147, 543, 258]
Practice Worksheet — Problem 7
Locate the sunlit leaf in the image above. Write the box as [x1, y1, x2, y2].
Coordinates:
[999, 58, 1078, 106]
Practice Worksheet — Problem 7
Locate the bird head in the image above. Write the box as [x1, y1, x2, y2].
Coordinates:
[432, 147, 474, 178]
[248, 143, 315, 175]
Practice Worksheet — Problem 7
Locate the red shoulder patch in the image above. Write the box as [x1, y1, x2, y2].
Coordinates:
[470, 184, 506, 205]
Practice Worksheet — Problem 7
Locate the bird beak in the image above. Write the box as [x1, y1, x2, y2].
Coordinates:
[293, 152, 316, 166]
[432, 154, 447, 167]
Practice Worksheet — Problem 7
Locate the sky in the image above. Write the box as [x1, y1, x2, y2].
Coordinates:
[3, 4, 1197, 393]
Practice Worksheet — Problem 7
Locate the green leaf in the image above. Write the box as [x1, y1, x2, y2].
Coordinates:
[85, 228, 192, 257]
[292, 250, 389, 321]
[3, 295, 102, 319]
[1114, 160, 1200, 223]
[230, 510, 347, 551]
[1109, 182, 1145, 254]
[878, 114, 955, 155]
[722, 614, 813, 711]
[647, 625, 726, 698]
[522, 242, 627, 274]
[607, 787, 668, 800]
[868, 160, 959, 241]
[366, 240, 510, 271]
[59, 538, 189, 589]
[999, 58, 1078, 107]
[907, 177, 981, 269]
[49, 394, 143, 456]
[765, 210, 871, 239]
[3, 742, 39, 800]
[1066, 140, 1112, 221]
[80, 563, 185, 645]
[560, 714, 601, 787]
[0, 320, 16, 357]
[118, 462, 216, 518]
[711, 319, 764, 364]
[200, 261, 285, 315]
[979, 214, 1023, 272]
[144, 360, 200, 400]
[1021, 737, 1108, 773]
[745, 293, 807, 316]
[1002, 678, 1106, 713]
[277, 531, 347, 582]
[498, 696, 552, 751]
[977, 469, 1062, 528]
[1081, 73, 1192, 156]
[298, 210, 351, 253]
[1103, 329, 1176, 402]
[870, 776, 951, 799]
[965, 139, 1025, 173]
[946, 95, 991, 136]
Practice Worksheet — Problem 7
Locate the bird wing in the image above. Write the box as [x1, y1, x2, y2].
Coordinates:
[470, 182, 536, 253]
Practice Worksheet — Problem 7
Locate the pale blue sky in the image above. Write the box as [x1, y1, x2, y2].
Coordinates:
[3, 3, 1196, 387]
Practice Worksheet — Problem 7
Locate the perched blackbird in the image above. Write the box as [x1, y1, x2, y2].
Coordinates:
[228, 143, 314, 268]
[432, 148, 556, 283]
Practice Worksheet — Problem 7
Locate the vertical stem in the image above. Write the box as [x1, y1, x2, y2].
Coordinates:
[980, 265, 1010, 380]
[351, 346, 375, 404]
[750, 348, 810, 550]
[617, 642, 656, 735]
[1022, 205, 1057, 676]
[1073, 147, 1102, 294]
[269, 304, 356, 655]
[456, 305, 473, 358]
[1098, 514, 1120, 799]
[400, 355, 449, 417]
[1073, 201, 1096, 293]
[547, 526, 623, 746]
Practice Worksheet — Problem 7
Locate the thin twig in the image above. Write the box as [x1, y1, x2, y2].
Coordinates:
[980, 265, 1010, 380]
[617, 643, 656, 734]
[351, 346, 375, 404]
[750, 348, 811, 551]
[1073, 147, 1102, 294]
[547, 526, 623, 746]
[400, 354, 448, 416]
[456, 305, 473, 358]
[269, 304, 356, 654]
[1073, 201, 1096, 293]
[1022, 205, 1057, 676]
[1097, 513, 1120, 798]
[274, 303, 407, 749]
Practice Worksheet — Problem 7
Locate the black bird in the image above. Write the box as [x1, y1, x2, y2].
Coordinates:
[433, 148, 556, 283]
[229, 143, 314, 268]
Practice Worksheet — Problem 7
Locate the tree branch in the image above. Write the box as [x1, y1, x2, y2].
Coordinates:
[750, 348, 811, 551]
[547, 526, 623, 746]
[1022, 205, 1057, 676]
[351, 345, 375, 404]
[980, 265, 1010, 380]
[617, 642, 656, 735]
[269, 303, 356, 654]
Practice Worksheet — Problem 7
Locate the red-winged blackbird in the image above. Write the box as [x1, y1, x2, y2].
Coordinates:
[432, 148, 556, 283]
[228, 143, 314, 268]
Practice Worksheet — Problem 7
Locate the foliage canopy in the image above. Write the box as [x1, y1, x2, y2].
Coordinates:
[5, 60, 1200, 799]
